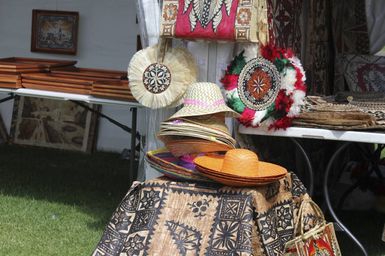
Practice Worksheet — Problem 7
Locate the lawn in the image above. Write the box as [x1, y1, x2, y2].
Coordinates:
[0, 144, 384, 255]
[0, 144, 133, 256]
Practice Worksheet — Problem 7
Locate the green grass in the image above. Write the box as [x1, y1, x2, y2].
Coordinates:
[0, 144, 384, 255]
[0, 144, 132, 256]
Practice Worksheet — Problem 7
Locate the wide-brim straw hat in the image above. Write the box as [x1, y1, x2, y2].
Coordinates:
[146, 148, 213, 182]
[194, 148, 287, 179]
[168, 82, 240, 120]
[195, 166, 281, 187]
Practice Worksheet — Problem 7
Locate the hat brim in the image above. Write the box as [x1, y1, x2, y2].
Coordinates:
[145, 156, 212, 182]
[168, 105, 240, 120]
[194, 155, 287, 179]
[146, 148, 213, 182]
[195, 166, 283, 187]
[196, 165, 285, 181]
[158, 137, 234, 157]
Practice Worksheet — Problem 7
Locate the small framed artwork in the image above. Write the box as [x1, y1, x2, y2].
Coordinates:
[31, 9, 79, 55]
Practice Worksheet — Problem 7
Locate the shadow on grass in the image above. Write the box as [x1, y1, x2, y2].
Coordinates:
[0, 144, 136, 231]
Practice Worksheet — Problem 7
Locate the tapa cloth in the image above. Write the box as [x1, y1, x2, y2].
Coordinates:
[92, 173, 317, 256]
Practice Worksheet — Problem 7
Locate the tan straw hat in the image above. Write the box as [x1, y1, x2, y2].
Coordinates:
[194, 148, 287, 179]
[159, 137, 234, 157]
[168, 82, 240, 120]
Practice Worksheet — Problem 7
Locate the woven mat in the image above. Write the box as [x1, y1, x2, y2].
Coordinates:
[92, 173, 318, 256]
[296, 96, 385, 130]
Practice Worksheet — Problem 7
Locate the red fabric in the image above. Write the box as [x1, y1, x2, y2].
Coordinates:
[175, 0, 239, 40]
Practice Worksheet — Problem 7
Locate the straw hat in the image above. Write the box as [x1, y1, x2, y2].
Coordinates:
[168, 82, 240, 120]
[146, 148, 213, 182]
[194, 148, 287, 179]
[178, 114, 230, 134]
[158, 137, 234, 157]
[128, 45, 197, 109]
[195, 166, 279, 187]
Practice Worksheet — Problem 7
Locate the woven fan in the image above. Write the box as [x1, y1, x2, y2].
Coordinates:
[128, 44, 197, 109]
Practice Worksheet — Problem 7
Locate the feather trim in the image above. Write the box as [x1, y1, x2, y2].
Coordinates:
[252, 110, 267, 126]
[280, 68, 297, 94]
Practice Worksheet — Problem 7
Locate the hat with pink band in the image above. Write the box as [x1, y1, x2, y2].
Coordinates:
[168, 82, 240, 120]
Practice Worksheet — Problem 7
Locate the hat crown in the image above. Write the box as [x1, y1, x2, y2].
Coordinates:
[168, 82, 240, 120]
[185, 82, 223, 101]
[221, 149, 259, 176]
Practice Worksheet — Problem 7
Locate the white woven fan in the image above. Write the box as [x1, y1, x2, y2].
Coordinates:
[128, 44, 197, 109]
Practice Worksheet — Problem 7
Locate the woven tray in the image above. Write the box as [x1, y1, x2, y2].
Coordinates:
[0, 57, 76, 72]
[0, 74, 22, 88]
[91, 80, 136, 101]
[51, 67, 127, 80]
[21, 73, 96, 94]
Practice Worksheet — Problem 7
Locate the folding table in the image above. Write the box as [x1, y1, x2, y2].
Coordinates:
[0, 88, 142, 183]
[239, 125, 385, 256]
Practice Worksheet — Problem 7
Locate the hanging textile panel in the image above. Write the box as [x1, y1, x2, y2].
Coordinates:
[267, 0, 303, 57]
[304, 0, 333, 95]
[331, 0, 370, 55]
[160, 0, 269, 43]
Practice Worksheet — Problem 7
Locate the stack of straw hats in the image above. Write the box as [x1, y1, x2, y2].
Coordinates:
[145, 82, 287, 186]
[158, 82, 238, 156]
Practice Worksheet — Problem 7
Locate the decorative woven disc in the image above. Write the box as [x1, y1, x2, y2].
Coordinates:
[237, 57, 281, 111]
[142, 63, 171, 94]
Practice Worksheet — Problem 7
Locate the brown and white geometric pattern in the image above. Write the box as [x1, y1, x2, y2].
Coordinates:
[92, 173, 317, 256]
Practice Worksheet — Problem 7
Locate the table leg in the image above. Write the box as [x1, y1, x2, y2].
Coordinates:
[0, 94, 14, 104]
[290, 138, 314, 196]
[129, 107, 138, 184]
[323, 142, 368, 256]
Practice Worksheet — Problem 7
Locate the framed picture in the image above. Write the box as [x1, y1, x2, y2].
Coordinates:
[10, 96, 98, 153]
[31, 9, 79, 55]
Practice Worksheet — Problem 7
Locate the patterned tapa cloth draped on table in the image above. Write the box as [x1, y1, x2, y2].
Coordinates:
[92, 173, 319, 256]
